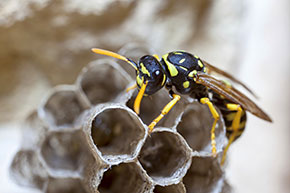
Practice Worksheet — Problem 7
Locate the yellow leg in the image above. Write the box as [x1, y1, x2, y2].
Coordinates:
[134, 81, 148, 115]
[148, 94, 181, 133]
[200, 97, 220, 157]
[126, 83, 137, 92]
[221, 104, 242, 165]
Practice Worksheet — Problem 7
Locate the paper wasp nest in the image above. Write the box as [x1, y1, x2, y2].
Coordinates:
[10, 46, 232, 193]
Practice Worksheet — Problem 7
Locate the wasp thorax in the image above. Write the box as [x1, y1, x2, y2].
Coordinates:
[166, 51, 206, 73]
[136, 55, 167, 95]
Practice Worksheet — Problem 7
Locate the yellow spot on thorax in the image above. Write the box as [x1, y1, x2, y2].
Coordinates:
[162, 54, 178, 77]
[188, 70, 197, 77]
[179, 66, 188, 71]
[179, 58, 186, 64]
[183, 81, 190, 88]
[140, 63, 150, 77]
[198, 60, 204, 68]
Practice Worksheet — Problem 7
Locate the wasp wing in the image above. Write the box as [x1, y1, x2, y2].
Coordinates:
[202, 60, 258, 98]
[196, 73, 272, 122]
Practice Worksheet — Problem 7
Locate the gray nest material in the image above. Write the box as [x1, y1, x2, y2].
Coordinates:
[10, 45, 231, 193]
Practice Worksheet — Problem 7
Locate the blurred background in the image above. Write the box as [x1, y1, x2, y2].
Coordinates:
[0, 0, 289, 192]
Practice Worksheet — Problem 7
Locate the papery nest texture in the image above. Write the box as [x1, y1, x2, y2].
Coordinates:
[10, 45, 231, 193]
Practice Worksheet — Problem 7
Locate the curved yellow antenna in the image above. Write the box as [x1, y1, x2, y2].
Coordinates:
[91, 48, 138, 70]
[134, 81, 148, 114]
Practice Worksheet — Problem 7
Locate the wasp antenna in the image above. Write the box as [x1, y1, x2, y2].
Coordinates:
[91, 48, 138, 70]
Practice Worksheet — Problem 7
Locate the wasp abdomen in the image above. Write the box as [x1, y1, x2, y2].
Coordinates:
[219, 106, 247, 141]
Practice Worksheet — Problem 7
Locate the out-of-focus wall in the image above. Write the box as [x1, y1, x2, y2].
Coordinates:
[0, 0, 289, 192]
[228, 0, 290, 193]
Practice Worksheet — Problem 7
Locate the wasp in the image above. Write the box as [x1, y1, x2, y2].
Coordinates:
[91, 48, 272, 165]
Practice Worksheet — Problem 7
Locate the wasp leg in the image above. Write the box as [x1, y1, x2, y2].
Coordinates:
[200, 97, 220, 157]
[126, 83, 137, 92]
[148, 93, 181, 133]
[221, 104, 242, 165]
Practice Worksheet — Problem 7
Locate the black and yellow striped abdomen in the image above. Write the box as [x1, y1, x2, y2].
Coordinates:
[219, 105, 247, 141]
[211, 91, 247, 142]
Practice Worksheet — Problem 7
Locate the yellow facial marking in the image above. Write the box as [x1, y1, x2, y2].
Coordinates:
[188, 70, 197, 77]
[136, 75, 143, 87]
[194, 55, 199, 59]
[162, 54, 178, 77]
[183, 81, 190, 88]
[140, 63, 150, 77]
[198, 60, 203, 68]
[161, 74, 166, 86]
[174, 52, 183, 55]
[204, 67, 207, 73]
[179, 58, 186, 64]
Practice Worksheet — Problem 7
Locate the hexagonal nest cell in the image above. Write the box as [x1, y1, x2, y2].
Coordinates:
[183, 156, 224, 193]
[40, 130, 90, 176]
[139, 129, 192, 185]
[98, 162, 152, 193]
[87, 105, 146, 164]
[11, 45, 231, 193]
[45, 177, 88, 193]
[77, 59, 131, 105]
[153, 183, 186, 193]
[176, 102, 226, 154]
[10, 150, 48, 189]
[38, 85, 89, 129]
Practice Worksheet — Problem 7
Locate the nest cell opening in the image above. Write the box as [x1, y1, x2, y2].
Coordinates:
[91, 108, 145, 160]
[154, 183, 186, 193]
[42, 88, 86, 127]
[176, 103, 225, 153]
[139, 131, 191, 183]
[98, 162, 151, 193]
[183, 157, 223, 193]
[10, 150, 48, 189]
[45, 177, 88, 193]
[79, 61, 130, 105]
[40, 131, 87, 173]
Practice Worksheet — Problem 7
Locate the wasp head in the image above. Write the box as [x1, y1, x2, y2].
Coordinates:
[136, 55, 167, 95]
